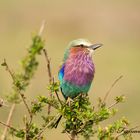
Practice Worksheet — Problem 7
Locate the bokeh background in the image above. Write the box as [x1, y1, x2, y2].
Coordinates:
[0, 0, 140, 139]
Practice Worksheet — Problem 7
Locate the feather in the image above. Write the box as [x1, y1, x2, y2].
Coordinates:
[58, 64, 65, 82]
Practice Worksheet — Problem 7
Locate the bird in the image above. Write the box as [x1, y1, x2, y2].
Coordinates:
[52, 39, 102, 128]
[58, 39, 102, 99]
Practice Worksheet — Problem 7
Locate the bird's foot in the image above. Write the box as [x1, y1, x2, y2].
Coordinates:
[66, 97, 73, 106]
[79, 93, 88, 98]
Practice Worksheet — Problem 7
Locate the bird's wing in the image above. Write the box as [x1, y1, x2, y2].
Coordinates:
[58, 64, 68, 99]
[58, 64, 65, 82]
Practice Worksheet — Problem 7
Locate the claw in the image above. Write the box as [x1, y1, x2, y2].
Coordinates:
[66, 97, 74, 106]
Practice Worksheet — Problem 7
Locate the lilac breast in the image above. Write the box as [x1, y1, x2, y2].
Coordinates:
[64, 53, 95, 86]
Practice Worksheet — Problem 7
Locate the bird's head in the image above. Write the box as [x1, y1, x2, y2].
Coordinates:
[64, 39, 102, 61]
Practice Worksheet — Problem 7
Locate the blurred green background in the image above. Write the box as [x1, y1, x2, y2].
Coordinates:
[0, 0, 140, 139]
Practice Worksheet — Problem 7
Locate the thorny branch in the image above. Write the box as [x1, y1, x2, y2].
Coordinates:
[43, 49, 53, 114]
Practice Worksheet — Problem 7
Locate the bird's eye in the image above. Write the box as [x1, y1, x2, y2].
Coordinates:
[80, 44, 84, 47]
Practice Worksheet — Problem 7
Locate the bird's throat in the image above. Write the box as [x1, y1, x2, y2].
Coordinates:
[64, 51, 95, 86]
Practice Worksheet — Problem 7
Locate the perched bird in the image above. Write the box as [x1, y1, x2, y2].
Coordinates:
[53, 39, 102, 128]
[59, 39, 102, 99]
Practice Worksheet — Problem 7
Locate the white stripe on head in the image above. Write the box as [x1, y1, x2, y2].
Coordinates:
[68, 39, 92, 48]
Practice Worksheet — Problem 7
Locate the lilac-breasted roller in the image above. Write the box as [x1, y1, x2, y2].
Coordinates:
[59, 39, 102, 99]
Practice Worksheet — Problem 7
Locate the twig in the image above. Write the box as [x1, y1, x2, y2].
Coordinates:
[3, 58, 15, 80]
[43, 49, 52, 84]
[32, 124, 48, 140]
[23, 115, 28, 140]
[18, 91, 32, 119]
[43, 49, 53, 115]
[1, 59, 32, 139]
[52, 77, 63, 106]
[0, 120, 17, 132]
[33, 117, 75, 140]
[55, 91, 63, 106]
[108, 101, 119, 109]
[1, 104, 16, 140]
[115, 125, 140, 139]
[32, 116, 58, 140]
[103, 75, 123, 103]
[2, 59, 32, 118]
[0, 115, 17, 131]
[38, 20, 46, 36]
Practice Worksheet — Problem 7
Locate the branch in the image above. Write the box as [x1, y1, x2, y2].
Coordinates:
[2, 59, 32, 118]
[2, 59, 15, 80]
[108, 101, 118, 109]
[43, 49, 53, 114]
[55, 90, 63, 106]
[32, 116, 58, 140]
[18, 91, 32, 118]
[103, 75, 123, 103]
[1, 104, 16, 140]
[43, 49, 52, 84]
[0, 120, 17, 132]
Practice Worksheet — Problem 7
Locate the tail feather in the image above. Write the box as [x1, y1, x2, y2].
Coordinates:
[54, 115, 62, 128]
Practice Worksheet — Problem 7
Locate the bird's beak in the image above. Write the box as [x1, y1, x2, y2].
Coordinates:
[89, 44, 103, 50]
